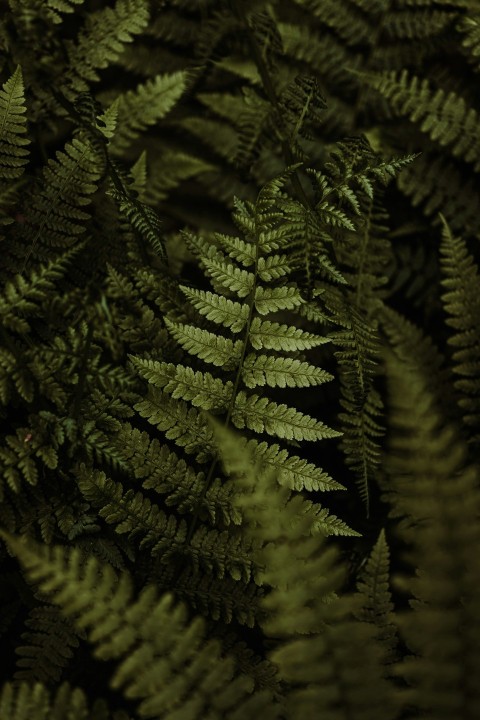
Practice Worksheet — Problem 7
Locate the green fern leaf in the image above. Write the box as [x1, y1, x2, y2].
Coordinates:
[164, 319, 244, 369]
[62, 0, 150, 95]
[109, 71, 189, 154]
[201, 257, 256, 297]
[254, 285, 304, 314]
[355, 529, 397, 665]
[0, 534, 277, 718]
[242, 438, 344, 492]
[134, 389, 217, 462]
[0, 251, 77, 334]
[439, 215, 480, 443]
[14, 605, 80, 683]
[242, 354, 333, 389]
[232, 391, 341, 441]
[179, 285, 250, 333]
[0, 681, 107, 720]
[0, 65, 30, 184]
[384, 348, 480, 717]
[249, 317, 330, 351]
[362, 69, 480, 169]
[130, 358, 233, 412]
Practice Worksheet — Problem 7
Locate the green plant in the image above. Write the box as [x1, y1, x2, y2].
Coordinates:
[1, 1, 480, 718]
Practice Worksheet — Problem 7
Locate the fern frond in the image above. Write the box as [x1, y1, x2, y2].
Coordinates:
[14, 605, 80, 683]
[231, 426, 396, 719]
[74, 463, 257, 584]
[106, 170, 168, 263]
[45, 0, 86, 24]
[0, 681, 110, 720]
[354, 529, 398, 666]
[134, 389, 217, 462]
[362, 69, 480, 170]
[0, 533, 280, 719]
[384, 8, 455, 40]
[113, 422, 242, 526]
[0, 249, 77, 335]
[130, 358, 234, 412]
[131, 169, 346, 578]
[163, 319, 244, 369]
[395, 152, 480, 235]
[241, 437, 345, 492]
[14, 133, 104, 269]
[232, 390, 341, 441]
[108, 71, 189, 154]
[384, 349, 480, 718]
[292, 0, 373, 45]
[457, 12, 480, 72]
[62, 0, 150, 95]
[0, 65, 30, 185]
[179, 286, 250, 333]
[439, 215, 480, 445]
[249, 317, 330, 350]
[241, 354, 333, 389]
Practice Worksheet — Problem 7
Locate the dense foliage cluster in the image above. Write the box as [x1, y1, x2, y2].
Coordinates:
[1, 0, 480, 718]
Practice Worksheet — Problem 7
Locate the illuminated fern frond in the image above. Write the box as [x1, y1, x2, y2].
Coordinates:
[248, 317, 330, 351]
[130, 169, 352, 569]
[232, 390, 341, 441]
[240, 437, 345, 493]
[163, 319, 244, 369]
[179, 286, 250, 333]
[241, 354, 333, 389]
